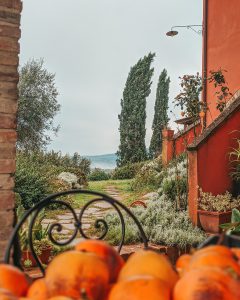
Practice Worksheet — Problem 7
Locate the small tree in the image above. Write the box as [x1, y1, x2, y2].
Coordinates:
[117, 53, 155, 166]
[17, 58, 60, 151]
[174, 73, 203, 122]
[149, 69, 170, 158]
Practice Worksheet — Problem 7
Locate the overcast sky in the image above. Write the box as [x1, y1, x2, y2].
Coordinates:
[20, 0, 203, 156]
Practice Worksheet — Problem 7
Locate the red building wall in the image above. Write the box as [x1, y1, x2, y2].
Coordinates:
[198, 110, 240, 195]
[174, 124, 202, 156]
[205, 0, 240, 126]
[162, 124, 202, 165]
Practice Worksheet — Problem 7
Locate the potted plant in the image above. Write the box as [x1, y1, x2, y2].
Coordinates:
[220, 208, 240, 234]
[17, 205, 53, 268]
[33, 238, 53, 264]
[19, 224, 53, 267]
[198, 188, 240, 233]
[19, 226, 37, 268]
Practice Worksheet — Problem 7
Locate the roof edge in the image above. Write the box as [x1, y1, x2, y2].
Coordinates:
[187, 95, 240, 151]
[174, 120, 200, 139]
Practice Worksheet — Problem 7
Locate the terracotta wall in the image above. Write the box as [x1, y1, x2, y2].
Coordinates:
[174, 124, 202, 157]
[162, 124, 202, 165]
[198, 110, 240, 195]
[205, 0, 240, 126]
[188, 106, 240, 224]
[0, 0, 22, 261]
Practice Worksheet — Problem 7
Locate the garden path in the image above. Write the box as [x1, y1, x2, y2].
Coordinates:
[42, 185, 124, 246]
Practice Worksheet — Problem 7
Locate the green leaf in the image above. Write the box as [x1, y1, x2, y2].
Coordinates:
[232, 224, 240, 233]
[231, 208, 240, 223]
[219, 223, 233, 229]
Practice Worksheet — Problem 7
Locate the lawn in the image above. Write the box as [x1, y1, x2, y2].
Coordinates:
[87, 179, 152, 206]
[46, 179, 152, 218]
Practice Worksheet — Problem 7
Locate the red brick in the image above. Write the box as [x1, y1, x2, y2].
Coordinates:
[0, 50, 19, 65]
[0, 64, 17, 74]
[0, 9, 20, 25]
[0, 73, 18, 82]
[0, 98, 18, 113]
[0, 143, 16, 159]
[0, 159, 15, 173]
[0, 240, 12, 262]
[0, 36, 19, 52]
[0, 113, 16, 128]
[0, 0, 21, 262]
[0, 25, 21, 38]
[0, 174, 14, 189]
[0, 130, 17, 142]
[0, 0, 22, 11]
[0, 211, 14, 239]
[0, 80, 17, 89]
[0, 190, 14, 209]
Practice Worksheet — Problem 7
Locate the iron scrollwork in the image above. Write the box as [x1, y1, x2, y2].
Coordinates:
[4, 189, 148, 275]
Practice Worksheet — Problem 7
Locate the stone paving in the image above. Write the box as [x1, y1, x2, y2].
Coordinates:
[42, 186, 124, 246]
[27, 187, 153, 278]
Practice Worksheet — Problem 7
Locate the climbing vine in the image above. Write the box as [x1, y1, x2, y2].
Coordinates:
[208, 68, 233, 112]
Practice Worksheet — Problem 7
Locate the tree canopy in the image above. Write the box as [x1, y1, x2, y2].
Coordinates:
[149, 69, 170, 158]
[17, 58, 60, 151]
[117, 53, 155, 166]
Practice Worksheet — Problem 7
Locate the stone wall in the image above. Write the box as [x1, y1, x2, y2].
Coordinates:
[0, 0, 22, 260]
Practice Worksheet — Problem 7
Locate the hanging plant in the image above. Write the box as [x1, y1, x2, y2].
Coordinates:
[208, 69, 233, 112]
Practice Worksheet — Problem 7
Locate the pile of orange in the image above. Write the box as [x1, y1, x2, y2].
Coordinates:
[1, 240, 240, 299]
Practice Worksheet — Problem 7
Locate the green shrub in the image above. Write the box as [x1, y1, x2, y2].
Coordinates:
[88, 168, 110, 181]
[158, 156, 188, 209]
[104, 196, 206, 249]
[15, 150, 90, 209]
[131, 158, 163, 191]
[15, 153, 49, 209]
[111, 162, 145, 180]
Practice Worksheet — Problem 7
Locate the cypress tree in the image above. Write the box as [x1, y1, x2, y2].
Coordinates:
[149, 69, 170, 158]
[117, 53, 155, 166]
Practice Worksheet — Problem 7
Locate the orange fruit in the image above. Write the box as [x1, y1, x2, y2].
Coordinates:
[173, 267, 240, 300]
[45, 250, 109, 300]
[75, 240, 124, 283]
[109, 276, 171, 300]
[27, 278, 48, 300]
[0, 264, 29, 297]
[118, 250, 178, 289]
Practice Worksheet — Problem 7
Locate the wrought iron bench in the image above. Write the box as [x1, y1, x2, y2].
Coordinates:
[4, 189, 240, 278]
[4, 189, 148, 275]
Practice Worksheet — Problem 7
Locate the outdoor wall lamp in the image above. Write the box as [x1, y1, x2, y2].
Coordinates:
[166, 25, 203, 37]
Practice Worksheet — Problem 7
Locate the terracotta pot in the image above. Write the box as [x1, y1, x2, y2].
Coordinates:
[21, 250, 37, 267]
[40, 246, 52, 264]
[198, 210, 232, 234]
[21, 246, 52, 268]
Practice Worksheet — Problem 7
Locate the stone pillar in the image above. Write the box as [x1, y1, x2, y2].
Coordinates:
[0, 0, 22, 261]
[162, 129, 174, 166]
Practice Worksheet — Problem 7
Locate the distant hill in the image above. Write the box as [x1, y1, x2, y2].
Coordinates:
[84, 153, 117, 170]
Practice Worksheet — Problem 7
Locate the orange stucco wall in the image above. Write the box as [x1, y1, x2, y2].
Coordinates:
[205, 0, 240, 126]
[198, 109, 240, 195]
[174, 124, 202, 156]
[162, 125, 202, 165]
